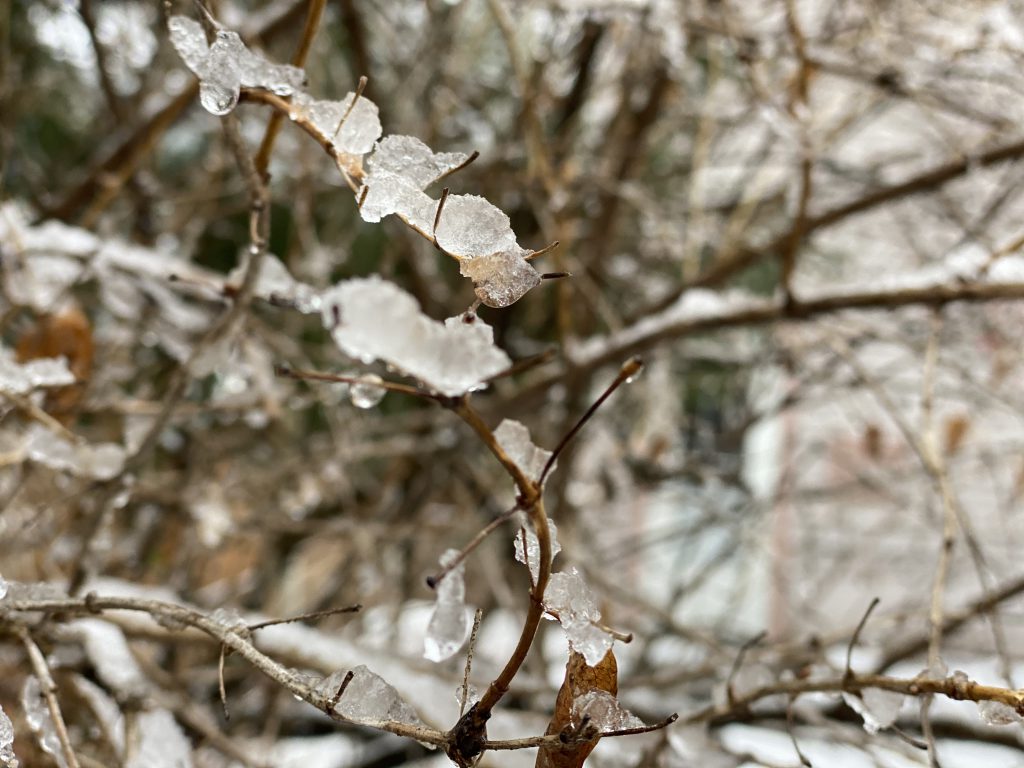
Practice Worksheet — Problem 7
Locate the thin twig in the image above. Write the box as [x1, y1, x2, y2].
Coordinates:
[844, 597, 880, 682]
[538, 356, 642, 485]
[19, 628, 82, 768]
[427, 506, 520, 589]
[460, 609, 484, 717]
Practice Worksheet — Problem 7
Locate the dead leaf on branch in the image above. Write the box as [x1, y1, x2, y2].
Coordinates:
[536, 649, 617, 768]
[16, 305, 94, 424]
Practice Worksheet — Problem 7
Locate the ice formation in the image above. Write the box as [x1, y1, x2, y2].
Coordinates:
[315, 665, 424, 727]
[977, 699, 1022, 725]
[544, 566, 614, 666]
[290, 90, 382, 156]
[841, 688, 905, 734]
[0, 704, 16, 768]
[22, 424, 126, 480]
[494, 419, 552, 483]
[349, 374, 385, 409]
[0, 354, 75, 395]
[74, 619, 149, 698]
[168, 16, 305, 116]
[125, 709, 193, 768]
[321, 276, 511, 396]
[459, 248, 541, 308]
[571, 690, 644, 732]
[358, 135, 467, 225]
[228, 255, 320, 314]
[22, 676, 66, 768]
[513, 515, 561, 584]
[424, 549, 472, 662]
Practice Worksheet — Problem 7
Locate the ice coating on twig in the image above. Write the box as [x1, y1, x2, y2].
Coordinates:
[369, 136, 468, 189]
[21, 677, 66, 768]
[290, 90, 382, 156]
[571, 690, 644, 732]
[321, 276, 511, 396]
[315, 666, 424, 727]
[459, 248, 541, 308]
[544, 566, 613, 666]
[434, 194, 519, 258]
[0, 354, 75, 395]
[0, 704, 17, 768]
[227, 255, 321, 314]
[358, 136, 466, 226]
[494, 419, 552, 483]
[841, 689, 905, 733]
[168, 16, 305, 116]
[23, 424, 126, 480]
[125, 709, 192, 768]
[514, 515, 561, 584]
[424, 548, 472, 662]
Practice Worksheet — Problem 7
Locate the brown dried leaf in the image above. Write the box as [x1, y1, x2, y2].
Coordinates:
[535, 649, 617, 768]
[15, 306, 94, 423]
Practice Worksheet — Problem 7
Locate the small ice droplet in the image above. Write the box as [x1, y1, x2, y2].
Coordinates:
[977, 699, 1022, 725]
[350, 374, 385, 408]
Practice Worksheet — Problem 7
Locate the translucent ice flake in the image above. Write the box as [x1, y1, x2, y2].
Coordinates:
[571, 690, 644, 733]
[125, 709, 192, 768]
[23, 424, 126, 480]
[358, 169, 437, 230]
[459, 248, 541, 308]
[842, 688, 905, 734]
[321, 277, 510, 396]
[290, 90, 381, 155]
[168, 16, 304, 116]
[0, 575, 7, 601]
[22, 676, 66, 768]
[424, 549, 471, 662]
[977, 700, 1022, 725]
[544, 566, 613, 666]
[368, 135, 468, 190]
[167, 15, 207, 73]
[434, 194, 518, 258]
[514, 516, 561, 584]
[0, 353, 75, 395]
[0, 704, 16, 768]
[494, 419, 552, 483]
[315, 666, 424, 727]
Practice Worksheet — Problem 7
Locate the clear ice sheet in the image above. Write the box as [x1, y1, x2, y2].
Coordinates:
[320, 276, 511, 396]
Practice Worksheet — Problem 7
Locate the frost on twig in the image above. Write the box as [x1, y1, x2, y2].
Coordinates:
[315, 666, 425, 728]
[168, 16, 305, 115]
[320, 276, 511, 396]
[544, 567, 614, 666]
[424, 549, 472, 662]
